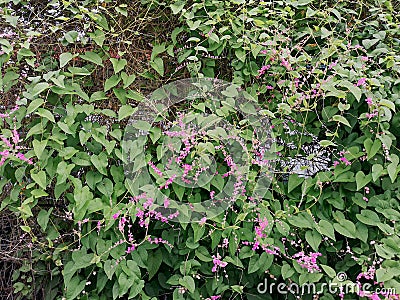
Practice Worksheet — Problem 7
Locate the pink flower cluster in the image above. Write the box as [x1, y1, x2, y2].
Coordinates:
[292, 251, 322, 273]
[356, 77, 367, 87]
[333, 150, 351, 167]
[0, 125, 33, 166]
[255, 215, 269, 238]
[148, 237, 173, 247]
[211, 253, 227, 272]
[159, 174, 177, 190]
[257, 64, 270, 78]
[148, 161, 163, 176]
[281, 58, 291, 71]
[0, 104, 19, 118]
[366, 109, 378, 120]
[132, 196, 179, 228]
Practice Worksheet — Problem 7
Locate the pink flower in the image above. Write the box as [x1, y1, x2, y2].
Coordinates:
[366, 110, 378, 120]
[281, 58, 291, 70]
[163, 198, 170, 208]
[356, 77, 367, 87]
[15, 152, 33, 164]
[210, 190, 215, 199]
[365, 97, 373, 106]
[126, 245, 135, 254]
[212, 254, 228, 272]
[255, 216, 269, 238]
[160, 174, 177, 189]
[12, 129, 20, 144]
[339, 157, 351, 166]
[199, 217, 207, 225]
[257, 65, 271, 77]
[329, 60, 338, 69]
[292, 251, 321, 273]
[148, 161, 163, 177]
[112, 211, 120, 220]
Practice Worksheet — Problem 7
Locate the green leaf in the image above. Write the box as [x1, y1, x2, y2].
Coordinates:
[65, 276, 86, 300]
[89, 29, 105, 46]
[31, 82, 50, 97]
[248, 255, 261, 274]
[170, 1, 185, 14]
[332, 115, 351, 127]
[288, 174, 304, 193]
[27, 98, 44, 114]
[118, 272, 132, 296]
[339, 80, 362, 102]
[91, 153, 108, 175]
[356, 171, 371, 190]
[36, 108, 55, 123]
[121, 72, 136, 88]
[321, 265, 336, 278]
[113, 88, 127, 104]
[132, 120, 151, 131]
[37, 208, 53, 231]
[90, 91, 107, 102]
[151, 44, 166, 60]
[31, 171, 47, 189]
[80, 51, 103, 66]
[110, 58, 127, 73]
[150, 57, 164, 76]
[334, 220, 357, 238]
[388, 154, 399, 183]
[192, 223, 205, 243]
[179, 276, 195, 293]
[104, 75, 121, 92]
[32, 139, 47, 158]
[104, 260, 116, 280]
[221, 85, 239, 97]
[317, 220, 335, 240]
[376, 268, 397, 282]
[4, 15, 19, 27]
[364, 138, 381, 160]
[118, 105, 137, 121]
[287, 212, 315, 229]
[235, 48, 246, 62]
[281, 263, 295, 279]
[372, 164, 384, 181]
[60, 52, 74, 68]
[67, 67, 92, 76]
[20, 225, 31, 233]
[380, 99, 395, 111]
[305, 230, 322, 251]
[148, 249, 162, 280]
[356, 210, 380, 226]
[115, 6, 128, 16]
[319, 140, 336, 147]
[362, 38, 379, 49]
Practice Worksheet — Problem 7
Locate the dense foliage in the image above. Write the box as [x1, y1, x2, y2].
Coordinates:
[0, 0, 399, 299]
